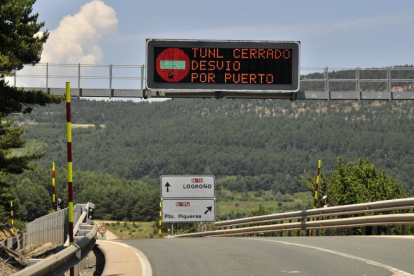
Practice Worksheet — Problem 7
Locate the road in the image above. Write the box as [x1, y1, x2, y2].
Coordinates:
[122, 236, 414, 276]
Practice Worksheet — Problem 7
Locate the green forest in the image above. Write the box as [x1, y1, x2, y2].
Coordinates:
[4, 95, 414, 223]
[16, 98, 414, 192]
[6, 169, 158, 222]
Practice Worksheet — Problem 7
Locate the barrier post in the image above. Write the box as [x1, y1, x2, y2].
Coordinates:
[52, 162, 56, 212]
[159, 202, 162, 238]
[10, 201, 14, 236]
[311, 160, 321, 236]
[66, 82, 75, 276]
[288, 220, 292, 237]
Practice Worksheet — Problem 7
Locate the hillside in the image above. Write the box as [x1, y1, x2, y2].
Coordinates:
[11, 98, 414, 196]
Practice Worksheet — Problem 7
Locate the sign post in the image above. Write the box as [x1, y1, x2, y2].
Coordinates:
[97, 225, 107, 240]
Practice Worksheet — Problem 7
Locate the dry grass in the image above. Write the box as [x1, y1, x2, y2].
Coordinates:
[101, 221, 156, 240]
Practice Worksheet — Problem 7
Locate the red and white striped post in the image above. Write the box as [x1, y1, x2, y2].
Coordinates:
[10, 201, 14, 236]
[66, 82, 74, 276]
[52, 162, 56, 212]
[311, 160, 321, 236]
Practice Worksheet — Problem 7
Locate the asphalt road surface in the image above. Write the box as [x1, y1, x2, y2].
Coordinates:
[122, 236, 414, 276]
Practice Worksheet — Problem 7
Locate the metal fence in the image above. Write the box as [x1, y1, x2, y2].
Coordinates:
[301, 67, 414, 93]
[5, 63, 414, 100]
[8, 63, 145, 90]
[298, 67, 414, 101]
[24, 203, 91, 248]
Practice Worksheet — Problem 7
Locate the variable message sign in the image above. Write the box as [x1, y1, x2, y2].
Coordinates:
[146, 39, 300, 92]
[162, 199, 215, 222]
[161, 175, 215, 199]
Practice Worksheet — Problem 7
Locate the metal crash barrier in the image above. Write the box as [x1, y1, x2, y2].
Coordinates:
[13, 202, 96, 276]
[176, 198, 414, 238]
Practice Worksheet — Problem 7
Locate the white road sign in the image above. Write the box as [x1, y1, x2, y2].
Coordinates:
[162, 199, 215, 222]
[161, 175, 215, 198]
[97, 225, 107, 235]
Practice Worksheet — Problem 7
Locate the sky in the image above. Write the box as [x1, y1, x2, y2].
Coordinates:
[32, 0, 414, 67]
[11, 0, 414, 89]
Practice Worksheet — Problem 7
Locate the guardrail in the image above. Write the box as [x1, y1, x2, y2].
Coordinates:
[13, 203, 96, 276]
[13, 224, 98, 276]
[175, 198, 414, 238]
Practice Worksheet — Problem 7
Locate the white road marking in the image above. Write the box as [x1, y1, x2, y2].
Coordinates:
[104, 241, 153, 276]
[252, 239, 412, 276]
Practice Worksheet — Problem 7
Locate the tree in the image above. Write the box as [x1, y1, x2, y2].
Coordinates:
[15, 178, 50, 221]
[0, 0, 62, 223]
[301, 157, 407, 207]
[250, 204, 270, 216]
[1, 0, 61, 115]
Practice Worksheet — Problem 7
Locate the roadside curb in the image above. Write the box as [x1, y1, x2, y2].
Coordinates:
[98, 240, 152, 276]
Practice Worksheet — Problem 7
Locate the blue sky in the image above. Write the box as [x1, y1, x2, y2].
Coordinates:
[32, 0, 414, 68]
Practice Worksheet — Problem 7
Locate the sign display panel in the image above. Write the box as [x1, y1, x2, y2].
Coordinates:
[147, 39, 300, 92]
[161, 175, 215, 199]
[162, 199, 215, 222]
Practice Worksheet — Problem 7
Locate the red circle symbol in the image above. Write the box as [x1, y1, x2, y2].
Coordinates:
[156, 48, 190, 82]
[98, 225, 107, 235]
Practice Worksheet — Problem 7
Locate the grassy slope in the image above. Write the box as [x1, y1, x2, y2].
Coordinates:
[101, 221, 156, 239]
[216, 191, 313, 219]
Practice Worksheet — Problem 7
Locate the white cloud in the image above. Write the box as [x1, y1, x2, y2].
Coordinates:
[41, 0, 118, 64]
[8, 0, 119, 88]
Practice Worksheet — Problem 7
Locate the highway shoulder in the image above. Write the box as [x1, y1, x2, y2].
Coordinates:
[97, 240, 152, 276]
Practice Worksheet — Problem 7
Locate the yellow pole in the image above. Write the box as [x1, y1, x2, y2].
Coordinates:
[311, 160, 322, 237]
[52, 162, 56, 212]
[159, 202, 162, 238]
[66, 82, 75, 276]
[314, 160, 322, 209]
[10, 201, 14, 235]
[66, 82, 74, 245]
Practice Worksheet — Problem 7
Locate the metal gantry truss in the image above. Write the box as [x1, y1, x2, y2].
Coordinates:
[6, 63, 414, 100]
[299, 67, 414, 101]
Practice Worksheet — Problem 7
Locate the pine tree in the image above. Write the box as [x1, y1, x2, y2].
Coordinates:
[0, 0, 62, 222]
[301, 157, 407, 207]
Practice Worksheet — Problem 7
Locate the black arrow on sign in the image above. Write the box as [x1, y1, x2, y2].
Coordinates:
[205, 206, 212, 214]
[165, 182, 171, 192]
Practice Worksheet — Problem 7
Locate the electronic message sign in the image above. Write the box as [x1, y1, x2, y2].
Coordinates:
[146, 39, 300, 93]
